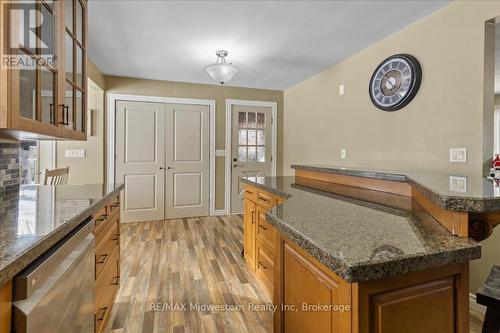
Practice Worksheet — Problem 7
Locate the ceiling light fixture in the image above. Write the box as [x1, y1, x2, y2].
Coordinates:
[204, 50, 238, 86]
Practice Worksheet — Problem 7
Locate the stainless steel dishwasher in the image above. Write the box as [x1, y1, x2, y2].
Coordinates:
[12, 217, 95, 333]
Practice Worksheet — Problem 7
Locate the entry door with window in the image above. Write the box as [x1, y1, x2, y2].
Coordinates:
[231, 105, 273, 213]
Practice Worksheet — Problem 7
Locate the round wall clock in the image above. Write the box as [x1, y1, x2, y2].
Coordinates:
[369, 54, 422, 112]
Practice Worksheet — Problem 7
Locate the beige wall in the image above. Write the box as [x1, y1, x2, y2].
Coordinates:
[56, 80, 105, 184]
[282, 1, 500, 293]
[105, 76, 283, 210]
[87, 60, 106, 91]
[284, 1, 498, 177]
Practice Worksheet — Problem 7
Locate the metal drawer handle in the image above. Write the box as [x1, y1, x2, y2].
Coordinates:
[258, 262, 268, 270]
[111, 276, 120, 286]
[96, 215, 108, 223]
[110, 203, 120, 209]
[259, 196, 270, 203]
[97, 254, 108, 264]
[245, 190, 254, 195]
[111, 234, 120, 242]
[258, 225, 267, 231]
[251, 211, 256, 224]
[95, 307, 108, 321]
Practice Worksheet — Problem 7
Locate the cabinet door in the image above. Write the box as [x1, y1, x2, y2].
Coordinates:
[8, 0, 60, 137]
[243, 199, 257, 271]
[60, 0, 86, 139]
[282, 243, 351, 333]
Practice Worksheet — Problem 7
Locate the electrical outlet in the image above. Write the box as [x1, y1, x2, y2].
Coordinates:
[65, 149, 86, 158]
[339, 84, 345, 96]
[340, 148, 346, 159]
[449, 148, 467, 163]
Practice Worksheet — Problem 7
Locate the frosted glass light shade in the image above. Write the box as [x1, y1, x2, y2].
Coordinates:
[205, 63, 238, 85]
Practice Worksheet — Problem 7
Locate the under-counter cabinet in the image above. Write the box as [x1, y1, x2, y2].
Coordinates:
[0, 0, 87, 140]
[93, 195, 121, 333]
[243, 182, 472, 333]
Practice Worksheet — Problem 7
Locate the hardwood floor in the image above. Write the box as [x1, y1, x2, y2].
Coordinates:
[104, 215, 273, 333]
[105, 215, 485, 333]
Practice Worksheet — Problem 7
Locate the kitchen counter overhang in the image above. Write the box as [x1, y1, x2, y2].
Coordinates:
[241, 175, 480, 283]
[0, 183, 124, 286]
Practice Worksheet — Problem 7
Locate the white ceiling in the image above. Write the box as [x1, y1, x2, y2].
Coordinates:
[88, 0, 450, 90]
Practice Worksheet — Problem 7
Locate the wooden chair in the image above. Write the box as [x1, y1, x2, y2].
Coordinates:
[477, 265, 500, 333]
[44, 167, 69, 185]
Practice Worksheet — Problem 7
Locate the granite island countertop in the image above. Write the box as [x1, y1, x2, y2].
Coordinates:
[241, 176, 480, 283]
[0, 183, 124, 285]
[292, 164, 500, 212]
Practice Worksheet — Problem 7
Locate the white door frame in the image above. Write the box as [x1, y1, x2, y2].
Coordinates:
[225, 99, 277, 214]
[107, 93, 217, 216]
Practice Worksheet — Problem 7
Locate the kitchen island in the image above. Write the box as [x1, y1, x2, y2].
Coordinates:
[0, 183, 124, 333]
[241, 165, 493, 333]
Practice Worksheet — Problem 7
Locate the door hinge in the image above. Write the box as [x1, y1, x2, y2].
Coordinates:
[271, 155, 273, 162]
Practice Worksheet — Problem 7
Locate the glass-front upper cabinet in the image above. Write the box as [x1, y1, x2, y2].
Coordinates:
[61, 0, 86, 137]
[10, 0, 60, 137]
[0, 0, 87, 140]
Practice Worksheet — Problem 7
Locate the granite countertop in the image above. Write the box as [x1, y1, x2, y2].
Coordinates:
[292, 164, 500, 212]
[241, 176, 480, 283]
[0, 183, 124, 285]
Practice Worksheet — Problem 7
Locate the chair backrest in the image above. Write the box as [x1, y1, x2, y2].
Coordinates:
[44, 167, 69, 185]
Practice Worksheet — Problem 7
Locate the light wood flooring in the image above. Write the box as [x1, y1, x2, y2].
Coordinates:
[104, 215, 273, 333]
[105, 215, 486, 333]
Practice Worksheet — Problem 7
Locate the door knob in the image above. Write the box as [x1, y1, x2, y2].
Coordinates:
[232, 163, 238, 168]
[167, 166, 173, 170]
[160, 167, 164, 170]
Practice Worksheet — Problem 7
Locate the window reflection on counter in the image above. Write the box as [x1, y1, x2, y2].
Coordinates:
[17, 186, 37, 235]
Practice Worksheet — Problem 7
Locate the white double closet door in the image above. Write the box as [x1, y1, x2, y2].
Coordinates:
[115, 101, 209, 222]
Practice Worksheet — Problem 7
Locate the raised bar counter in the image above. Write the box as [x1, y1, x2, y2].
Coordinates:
[241, 176, 480, 283]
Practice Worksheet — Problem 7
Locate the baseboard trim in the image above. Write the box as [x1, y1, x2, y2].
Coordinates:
[213, 209, 228, 216]
[470, 293, 487, 314]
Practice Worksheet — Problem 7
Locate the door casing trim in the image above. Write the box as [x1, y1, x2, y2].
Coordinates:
[225, 99, 278, 215]
[107, 93, 216, 216]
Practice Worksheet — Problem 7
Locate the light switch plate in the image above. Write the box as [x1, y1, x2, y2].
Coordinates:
[449, 148, 467, 163]
[449, 176, 467, 192]
[339, 84, 345, 96]
[65, 149, 86, 158]
[340, 148, 346, 159]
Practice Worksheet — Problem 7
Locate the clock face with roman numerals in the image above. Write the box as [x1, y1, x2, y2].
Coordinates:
[369, 54, 422, 112]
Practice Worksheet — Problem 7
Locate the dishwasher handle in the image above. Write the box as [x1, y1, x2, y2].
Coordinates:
[14, 217, 94, 300]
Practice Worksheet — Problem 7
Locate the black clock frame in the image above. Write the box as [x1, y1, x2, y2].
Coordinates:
[369, 54, 422, 112]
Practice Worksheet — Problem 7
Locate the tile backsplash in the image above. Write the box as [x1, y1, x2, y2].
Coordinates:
[0, 140, 20, 192]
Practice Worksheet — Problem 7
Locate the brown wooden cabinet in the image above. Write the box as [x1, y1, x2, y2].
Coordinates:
[93, 195, 121, 333]
[0, 0, 87, 140]
[243, 184, 470, 333]
[244, 185, 282, 299]
[243, 198, 257, 271]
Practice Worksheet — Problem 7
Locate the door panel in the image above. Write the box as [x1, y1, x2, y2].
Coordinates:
[123, 174, 158, 210]
[231, 105, 273, 213]
[115, 101, 165, 222]
[165, 104, 209, 218]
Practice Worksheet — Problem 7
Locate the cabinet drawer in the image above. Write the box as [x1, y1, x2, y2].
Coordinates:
[94, 206, 108, 233]
[256, 241, 275, 297]
[95, 212, 119, 248]
[256, 207, 276, 254]
[257, 190, 274, 209]
[107, 196, 120, 218]
[95, 219, 119, 279]
[244, 185, 258, 203]
[95, 246, 119, 333]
